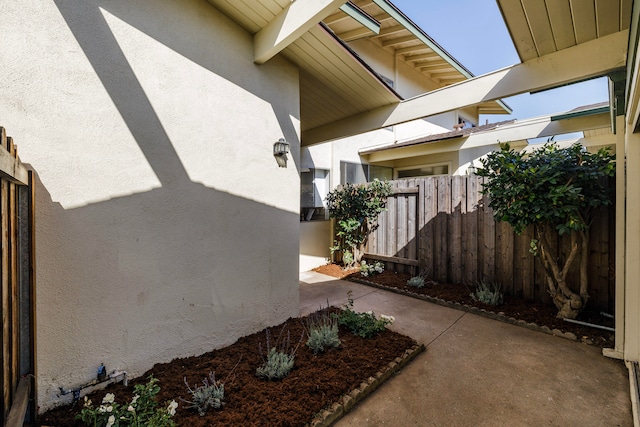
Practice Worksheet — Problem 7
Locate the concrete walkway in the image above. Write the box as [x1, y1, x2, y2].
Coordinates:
[300, 271, 633, 427]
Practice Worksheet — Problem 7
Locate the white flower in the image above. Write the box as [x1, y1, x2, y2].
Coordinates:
[131, 394, 139, 404]
[102, 393, 115, 404]
[83, 396, 92, 407]
[106, 405, 113, 413]
[127, 405, 135, 413]
[167, 399, 178, 416]
[106, 415, 115, 427]
[380, 314, 395, 324]
[98, 405, 107, 413]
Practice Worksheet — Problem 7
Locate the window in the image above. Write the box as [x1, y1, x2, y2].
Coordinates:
[458, 115, 476, 129]
[340, 162, 392, 185]
[396, 163, 449, 178]
[301, 169, 329, 221]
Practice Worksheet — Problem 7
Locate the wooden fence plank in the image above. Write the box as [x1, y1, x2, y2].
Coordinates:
[464, 175, 479, 285]
[386, 184, 397, 271]
[0, 129, 36, 423]
[0, 128, 5, 420]
[481, 178, 496, 283]
[515, 225, 535, 300]
[495, 221, 514, 293]
[2, 178, 10, 419]
[423, 178, 436, 277]
[406, 179, 418, 276]
[5, 376, 29, 427]
[450, 176, 463, 285]
[396, 180, 407, 274]
[435, 176, 450, 282]
[0, 129, 28, 185]
[417, 180, 426, 273]
[7, 138, 19, 401]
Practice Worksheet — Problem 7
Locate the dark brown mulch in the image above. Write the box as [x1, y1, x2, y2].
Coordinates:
[36, 309, 417, 427]
[313, 263, 615, 348]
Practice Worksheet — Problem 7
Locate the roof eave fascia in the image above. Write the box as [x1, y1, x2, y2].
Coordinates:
[339, 2, 381, 34]
[372, 0, 474, 78]
[374, 0, 511, 115]
[550, 105, 610, 121]
[319, 22, 404, 101]
[495, 99, 512, 114]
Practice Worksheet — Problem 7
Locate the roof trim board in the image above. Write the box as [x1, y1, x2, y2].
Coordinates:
[551, 106, 610, 121]
[339, 2, 380, 34]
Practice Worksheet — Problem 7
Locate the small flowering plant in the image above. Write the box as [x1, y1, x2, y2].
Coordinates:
[336, 291, 394, 338]
[359, 260, 384, 277]
[75, 376, 177, 427]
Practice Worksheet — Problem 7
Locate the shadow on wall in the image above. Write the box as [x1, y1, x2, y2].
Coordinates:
[52, 0, 300, 178]
[31, 0, 301, 410]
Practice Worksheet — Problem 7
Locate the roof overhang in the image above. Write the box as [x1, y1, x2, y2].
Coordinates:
[360, 104, 612, 163]
[497, 0, 632, 63]
[208, 0, 515, 147]
[496, 0, 632, 133]
[305, 30, 627, 145]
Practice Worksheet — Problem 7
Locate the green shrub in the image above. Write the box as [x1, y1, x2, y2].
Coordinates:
[76, 376, 177, 427]
[256, 327, 301, 381]
[337, 291, 394, 338]
[326, 179, 393, 268]
[183, 373, 224, 416]
[256, 348, 295, 380]
[360, 260, 384, 277]
[406, 276, 425, 288]
[406, 269, 432, 289]
[305, 308, 341, 354]
[470, 281, 504, 306]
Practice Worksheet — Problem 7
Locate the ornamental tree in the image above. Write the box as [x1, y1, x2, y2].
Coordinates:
[476, 142, 615, 319]
[326, 179, 393, 268]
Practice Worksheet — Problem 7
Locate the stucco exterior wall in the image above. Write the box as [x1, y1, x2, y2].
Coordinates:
[393, 151, 457, 175]
[0, 0, 301, 410]
[300, 221, 332, 272]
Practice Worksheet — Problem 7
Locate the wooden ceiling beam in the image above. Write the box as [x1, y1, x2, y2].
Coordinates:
[254, 0, 348, 64]
[404, 52, 438, 62]
[381, 35, 416, 47]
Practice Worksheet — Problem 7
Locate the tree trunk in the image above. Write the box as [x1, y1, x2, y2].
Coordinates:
[537, 229, 589, 319]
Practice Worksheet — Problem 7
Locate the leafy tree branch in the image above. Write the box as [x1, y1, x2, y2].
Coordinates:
[476, 142, 615, 319]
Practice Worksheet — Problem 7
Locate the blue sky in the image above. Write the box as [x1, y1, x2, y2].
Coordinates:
[391, 0, 609, 133]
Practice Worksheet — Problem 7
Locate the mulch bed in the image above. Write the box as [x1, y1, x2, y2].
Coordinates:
[36, 309, 422, 427]
[314, 263, 615, 348]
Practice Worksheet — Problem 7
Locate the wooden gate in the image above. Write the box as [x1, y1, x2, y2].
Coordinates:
[365, 180, 420, 274]
[0, 127, 36, 427]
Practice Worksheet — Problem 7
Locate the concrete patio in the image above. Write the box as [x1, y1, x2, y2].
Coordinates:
[300, 271, 633, 427]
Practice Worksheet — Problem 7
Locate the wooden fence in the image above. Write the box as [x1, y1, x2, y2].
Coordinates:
[364, 175, 615, 312]
[0, 127, 36, 427]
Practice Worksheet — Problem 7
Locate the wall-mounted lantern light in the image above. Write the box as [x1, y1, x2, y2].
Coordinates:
[273, 138, 290, 168]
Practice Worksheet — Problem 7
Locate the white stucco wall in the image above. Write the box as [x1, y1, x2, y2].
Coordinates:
[0, 0, 301, 410]
[299, 221, 332, 272]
